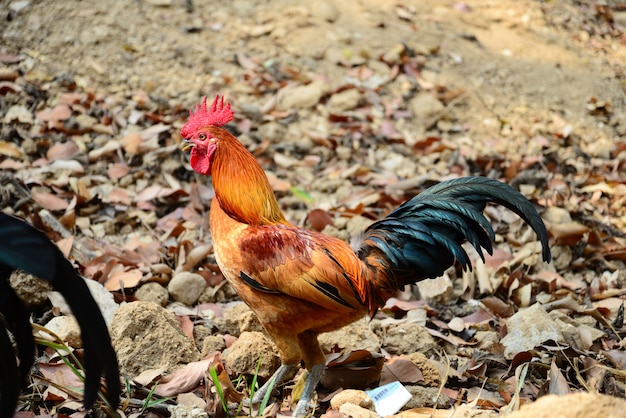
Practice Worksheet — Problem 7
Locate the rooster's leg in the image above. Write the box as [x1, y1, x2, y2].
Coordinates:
[250, 363, 296, 404]
[293, 363, 324, 417]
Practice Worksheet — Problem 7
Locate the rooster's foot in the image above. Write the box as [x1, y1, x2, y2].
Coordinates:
[292, 363, 324, 417]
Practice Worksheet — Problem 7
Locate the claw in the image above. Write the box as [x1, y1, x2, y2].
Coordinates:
[251, 364, 296, 405]
[292, 363, 324, 417]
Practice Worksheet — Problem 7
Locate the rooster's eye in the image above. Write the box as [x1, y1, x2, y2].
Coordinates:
[199, 133, 207, 141]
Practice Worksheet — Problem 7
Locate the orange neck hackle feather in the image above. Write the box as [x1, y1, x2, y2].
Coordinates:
[207, 125, 287, 226]
[181, 96, 286, 226]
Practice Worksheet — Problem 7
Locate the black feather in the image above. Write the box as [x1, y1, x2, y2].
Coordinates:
[241, 271, 281, 293]
[359, 177, 551, 286]
[0, 213, 120, 415]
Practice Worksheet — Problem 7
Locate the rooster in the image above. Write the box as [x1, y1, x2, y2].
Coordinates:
[0, 213, 120, 415]
[181, 96, 551, 416]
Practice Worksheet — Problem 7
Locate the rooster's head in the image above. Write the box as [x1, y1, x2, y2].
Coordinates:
[180, 95, 234, 175]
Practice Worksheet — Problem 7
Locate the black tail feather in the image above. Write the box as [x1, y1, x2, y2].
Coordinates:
[358, 177, 551, 291]
[0, 213, 120, 415]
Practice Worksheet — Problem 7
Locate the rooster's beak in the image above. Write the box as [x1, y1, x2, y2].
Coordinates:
[181, 139, 194, 151]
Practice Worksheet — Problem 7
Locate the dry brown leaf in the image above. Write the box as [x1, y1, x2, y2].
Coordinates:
[38, 362, 84, 402]
[56, 236, 74, 259]
[177, 392, 207, 409]
[135, 185, 177, 202]
[461, 308, 494, 325]
[0, 140, 22, 158]
[107, 162, 130, 179]
[36, 104, 72, 121]
[121, 132, 142, 154]
[104, 268, 143, 291]
[380, 357, 424, 385]
[46, 141, 80, 161]
[394, 407, 451, 417]
[104, 187, 132, 205]
[426, 328, 474, 346]
[0, 158, 25, 170]
[176, 314, 195, 342]
[582, 357, 606, 391]
[485, 248, 513, 269]
[467, 386, 506, 408]
[307, 208, 334, 231]
[59, 92, 84, 105]
[134, 366, 168, 386]
[266, 171, 291, 192]
[31, 192, 69, 211]
[534, 270, 583, 291]
[177, 243, 213, 272]
[153, 358, 214, 397]
[383, 297, 428, 313]
[546, 221, 590, 245]
[481, 296, 515, 318]
[548, 358, 570, 395]
[603, 349, 626, 368]
[447, 317, 466, 333]
[322, 350, 385, 390]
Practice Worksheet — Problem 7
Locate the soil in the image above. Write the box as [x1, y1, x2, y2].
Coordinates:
[2, 0, 626, 416]
[3, 0, 624, 153]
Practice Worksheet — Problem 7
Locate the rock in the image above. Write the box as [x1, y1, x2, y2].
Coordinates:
[319, 317, 380, 353]
[168, 272, 206, 306]
[542, 207, 572, 223]
[500, 303, 564, 359]
[474, 330, 500, 351]
[415, 274, 453, 300]
[409, 92, 445, 124]
[402, 352, 441, 387]
[136, 282, 169, 306]
[83, 278, 119, 326]
[145, 0, 173, 6]
[278, 80, 329, 110]
[222, 331, 280, 379]
[168, 404, 208, 418]
[9, 1, 30, 13]
[9, 270, 53, 309]
[404, 385, 449, 409]
[198, 281, 238, 304]
[550, 311, 605, 351]
[345, 215, 374, 239]
[192, 324, 211, 348]
[257, 121, 287, 144]
[284, 27, 331, 59]
[329, 89, 362, 112]
[214, 302, 263, 336]
[382, 43, 407, 65]
[74, 113, 97, 129]
[110, 301, 199, 376]
[4, 105, 33, 124]
[200, 335, 227, 357]
[41, 315, 82, 348]
[47, 276, 119, 326]
[507, 392, 626, 418]
[373, 321, 437, 356]
[330, 389, 374, 410]
[614, 11, 626, 28]
[339, 402, 379, 418]
[309, 1, 340, 22]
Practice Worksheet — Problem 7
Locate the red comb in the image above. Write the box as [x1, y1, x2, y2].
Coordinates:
[180, 95, 234, 138]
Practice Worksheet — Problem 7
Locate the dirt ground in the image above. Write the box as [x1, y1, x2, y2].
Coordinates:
[3, 0, 625, 145]
[2, 0, 626, 417]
